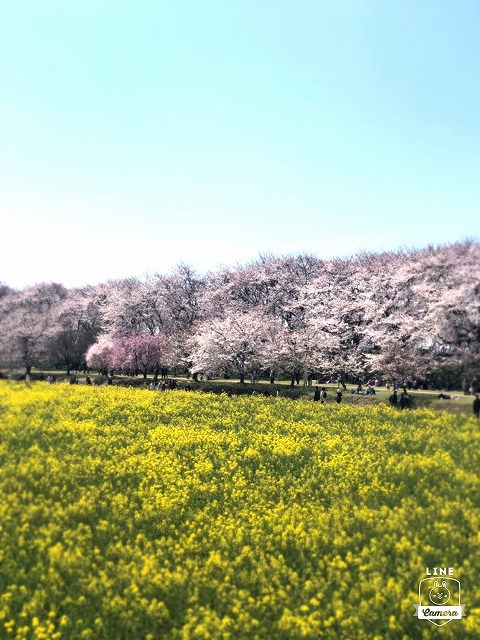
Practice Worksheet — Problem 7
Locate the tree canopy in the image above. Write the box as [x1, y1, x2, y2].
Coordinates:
[1, 241, 478, 382]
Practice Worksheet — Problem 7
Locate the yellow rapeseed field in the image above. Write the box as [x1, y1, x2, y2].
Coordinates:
[0, 381, 479, 639]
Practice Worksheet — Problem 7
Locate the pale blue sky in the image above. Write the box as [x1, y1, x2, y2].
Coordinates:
[1, 0, 479, 288]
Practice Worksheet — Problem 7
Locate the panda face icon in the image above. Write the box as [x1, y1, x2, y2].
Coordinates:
[429, 581, 451, 605]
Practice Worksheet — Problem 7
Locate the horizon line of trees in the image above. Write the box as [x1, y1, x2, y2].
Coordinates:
[0, 240, 479, 386]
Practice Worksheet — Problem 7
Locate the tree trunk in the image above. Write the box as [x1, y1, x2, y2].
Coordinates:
[26, 365, 32, 375]
[240, 373, 245, 384]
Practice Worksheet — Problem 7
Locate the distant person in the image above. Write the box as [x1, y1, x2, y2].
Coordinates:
[320, 388, 327, 404]
[336, 390, 342, 404]
[85, 376, 92, 385]
[389, 390, 398, 407]
[399, 391, 411, 410]
[473, 395, 480, 419]
[313, 386, 320, 402]
[462, 378, 470, 395]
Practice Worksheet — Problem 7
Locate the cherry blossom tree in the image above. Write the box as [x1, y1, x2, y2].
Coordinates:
[361, 241, 480, 380]
[85, 335, 115, 373]
[259, 320, 326, 385]
[301, 256, 374, 378]
[110, 332, 171, 378]
[0, 283, 13, 299]
[190, 312, 267, 383]
[203, 254, 317, 326]
[414, 241, 480, 374]
[100, 266, 205, 343]
[0, 283, 66, 374]
[85, 332, 171, 378]
[46, 288, 102, 373]
[154, 263, 206, 332]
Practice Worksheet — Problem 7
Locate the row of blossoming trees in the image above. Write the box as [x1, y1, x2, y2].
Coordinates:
[0, 241, 479, 383]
